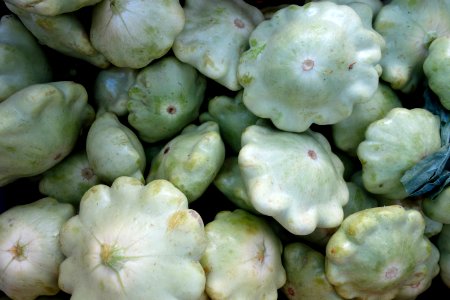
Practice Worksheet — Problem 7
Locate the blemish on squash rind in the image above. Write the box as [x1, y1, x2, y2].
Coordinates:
[167, 211, 188, 231]
[234, 18, 245, 29]
[307, 149, 317, 160]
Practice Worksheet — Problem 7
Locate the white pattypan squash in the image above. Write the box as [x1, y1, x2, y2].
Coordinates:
[377, 197, 443, 238]
[90, 0, 184, 68]
[307, 0, 383, 28]
[0, 198, 74, 300]
[374, 0, 450, 92]
[238, 124, 349, 235]
[423, 36, 450, 110]
[357, 108, 441, 200]
[201, 209, 286, 300]
[326, 205, 440, 300]
[58, 176, 207, 300]
[237, 2, 384, 132]
[173, 0, 264, 91]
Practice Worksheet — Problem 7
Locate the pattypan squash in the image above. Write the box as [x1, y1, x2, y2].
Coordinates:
[201, 209, 286, 300]
[200, 91, 259, 153]
[94, 67, 137, 117]
[0, 197, 74, 300]
[213, 156, 257, 214]
[0, 14, 52, 102]
[307, 0, 383, 28]
[90, 0, 184, 69]
[326, 205, 440, 300]
[332, 83, 402, 156]
[5, 3, 110, 68]
[423, 36, 450, 110]
[39, 150, 101, 206]
[0, 81, 94, 187]
[238, 124, 348, 235]
[422, 186, 450, 225]
[5, 0, 102, 16]
[342, 181, 378, 217]
[128, 56, 207, 143]
[237, 2, 384, 132]
[58, 176, 207, 300]
[374, 0, 450, 92]
[301, 181, 377, 247]
[282, 242, 342, 300]
[377, 197, 443, 238]
[173, 0, 264, 91]
[86, 112, 146, 185]
[357, 108, 441, 200]
[147, 121, 225, 203]
[437, 224, 450, 287]
[299, 227, 338, 249]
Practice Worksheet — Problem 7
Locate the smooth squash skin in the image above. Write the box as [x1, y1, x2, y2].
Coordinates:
[4, 0, 103, 16]
[377, 197, 443, 239]
[0, 14, 52, 102]
[423, 186, 450, 225]
[423, 36, 450, 110]
[238, 124, 349, 235]
[357, 107, 441, 200]
[213, 156, 258, 214]
[39, 150, 101, 206]
[86, 112, 146, 185]
[282, 242, 343, 300]
[94, 67, 137, 117]
[90, 0, 185, 69]
[437, 224, 450, 288]
[296, 180, 378, 248]
[58, 177, 207, 300]
[201, 209, 286, 300]
[374, 0, 450, 93]
[127, 56, 207, 143]
[307, 0, 384, 29]
[0, 198, 75, 300]
[0, 82, 95, 187]
[173, 0, 264, 91]
[237, 2, 384, 133]
[332, 83, 402, 157]
[325, 205, 440, 300]
[5, 2, 110, 68]
[147, 121, 225, 203]
[200, 91, 259, 153]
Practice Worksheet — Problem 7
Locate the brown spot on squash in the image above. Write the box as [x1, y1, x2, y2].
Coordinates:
[81, 167, 95, 180]
[307, 149, 317, 160]
[167, 211, 187, 231]
[234, 18, 245, 28]
[302, 59, 314, 71]
[287, 287, 295, 296]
